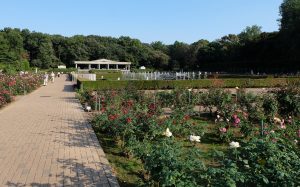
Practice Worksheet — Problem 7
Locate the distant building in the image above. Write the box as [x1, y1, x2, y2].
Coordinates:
[74, 59, 131, 71]
[140, 66, 146, 70]
[58, 65, 66, 69]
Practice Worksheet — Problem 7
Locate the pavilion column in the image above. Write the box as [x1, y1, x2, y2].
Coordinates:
[98, 64, 100, 69]
[75, 64, 77, 68]
[107, 64, 110, 70]
[88, 64, 91, 69]
[116, 64, 119, 69]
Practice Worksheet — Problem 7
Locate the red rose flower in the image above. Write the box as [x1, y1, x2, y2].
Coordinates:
[126, 118, 132, 123]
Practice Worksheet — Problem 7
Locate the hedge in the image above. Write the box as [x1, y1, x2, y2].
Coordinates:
[77, 78, 300, 90]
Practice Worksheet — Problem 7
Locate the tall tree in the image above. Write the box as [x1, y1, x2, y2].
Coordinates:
[238, 25, 262, 43]
[151, 41, 169, 54]
[169, 41, 190, 70]
[188, 40, 209, 69]
[0, 33, 12, 63]
[280, 0, 300, 34]
[24, 32, 57, 68]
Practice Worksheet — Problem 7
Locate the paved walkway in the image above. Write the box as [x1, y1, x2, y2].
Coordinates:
[0, 75, 119, 187]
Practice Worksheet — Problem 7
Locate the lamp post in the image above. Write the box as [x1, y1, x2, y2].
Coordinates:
[261, 119, 264, 136]
[235, 87, 239, 102]
[188, 88, 192, 104]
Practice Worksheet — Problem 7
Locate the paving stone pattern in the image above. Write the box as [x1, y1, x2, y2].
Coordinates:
[0, 75, 119, 187]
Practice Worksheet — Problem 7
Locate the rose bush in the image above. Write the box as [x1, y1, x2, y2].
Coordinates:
[210, 138, 300, 186]
[78, 83, 300, 186]
[0, 73, 43, 108]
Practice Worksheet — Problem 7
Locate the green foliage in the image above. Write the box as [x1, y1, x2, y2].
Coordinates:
[211, 138, 300, 186]
[262, 94, 279, 121]
[142, 138, 207, 186]
[238, 90, 264, 122]
[198, 88, 234, 117]
[169, 41, 190, 70]
[1, 11, 300, 73]
[77, 78, 298, 91]
[280, 0, 300, 34]
[80, 85, 300, 186]
[156, 91, 175, 108]
[21, 60, 30, 71]
[216, 123, 234, 143]
[0, 28, 24, 63]
[238, 25, 262, 43]
[276, 85, 300, 117]
[3, 64, 17, 75]
[24, 32, 58, 68]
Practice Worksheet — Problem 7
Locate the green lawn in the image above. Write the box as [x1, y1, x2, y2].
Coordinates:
[95, 132, 145, 186]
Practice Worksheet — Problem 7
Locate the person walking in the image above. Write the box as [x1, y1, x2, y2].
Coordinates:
[50, 71, 55, 83]
[43, 72, 48, 86]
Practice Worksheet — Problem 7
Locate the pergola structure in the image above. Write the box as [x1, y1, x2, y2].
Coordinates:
[74, 59, 131, 71]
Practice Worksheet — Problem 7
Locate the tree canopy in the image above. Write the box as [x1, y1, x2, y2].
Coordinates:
[0, 0, 299, 73]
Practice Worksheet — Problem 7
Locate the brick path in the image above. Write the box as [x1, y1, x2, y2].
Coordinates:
[0, 75, 119, 187]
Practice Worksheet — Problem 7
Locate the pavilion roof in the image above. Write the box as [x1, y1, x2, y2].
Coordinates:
[74, 59, 131, 65]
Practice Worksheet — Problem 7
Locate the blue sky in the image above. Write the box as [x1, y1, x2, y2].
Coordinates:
[0, 0, 282, 44]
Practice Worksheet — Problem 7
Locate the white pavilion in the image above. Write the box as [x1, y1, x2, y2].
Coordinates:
[74, 59, 131, 71]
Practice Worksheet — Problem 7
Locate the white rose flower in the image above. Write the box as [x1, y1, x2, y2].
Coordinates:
[189, 135, 201, 142]
[162, 128, 172, 137]
[86, 106, 91, 112]
[273, 117, 282, 124]
[229, 141, 240, 148]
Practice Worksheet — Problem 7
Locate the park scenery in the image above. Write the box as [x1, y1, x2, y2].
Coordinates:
[1, 0, 300, 186]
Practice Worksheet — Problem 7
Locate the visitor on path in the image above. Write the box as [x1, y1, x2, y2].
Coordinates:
[57, 72, 60, 77]
[50, 72, 55, 83]
[43, 72, 48, 86]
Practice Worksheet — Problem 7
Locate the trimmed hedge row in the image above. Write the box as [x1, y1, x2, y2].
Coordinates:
[77, 78, 300, 90]
[207, 74, 269, 79]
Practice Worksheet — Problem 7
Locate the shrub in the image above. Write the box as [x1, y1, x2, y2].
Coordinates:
[0, 73, 43, 107]
[210, 138, 300, 186]
[142, 138, 207, 186]
[262, 94, 279, 122]
[238, 90, 264, 122]
[275, 84, 300, 117]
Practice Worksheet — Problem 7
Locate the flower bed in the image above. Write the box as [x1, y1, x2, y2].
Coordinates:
[0, 73, 43, 108]
[78, 84, 300, 186]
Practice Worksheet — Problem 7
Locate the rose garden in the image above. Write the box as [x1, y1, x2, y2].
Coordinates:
[76, 78, 300, 186]
[1, 0, 300, 185]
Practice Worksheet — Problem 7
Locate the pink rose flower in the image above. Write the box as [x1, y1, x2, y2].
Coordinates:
[219, 127, 227, 133]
